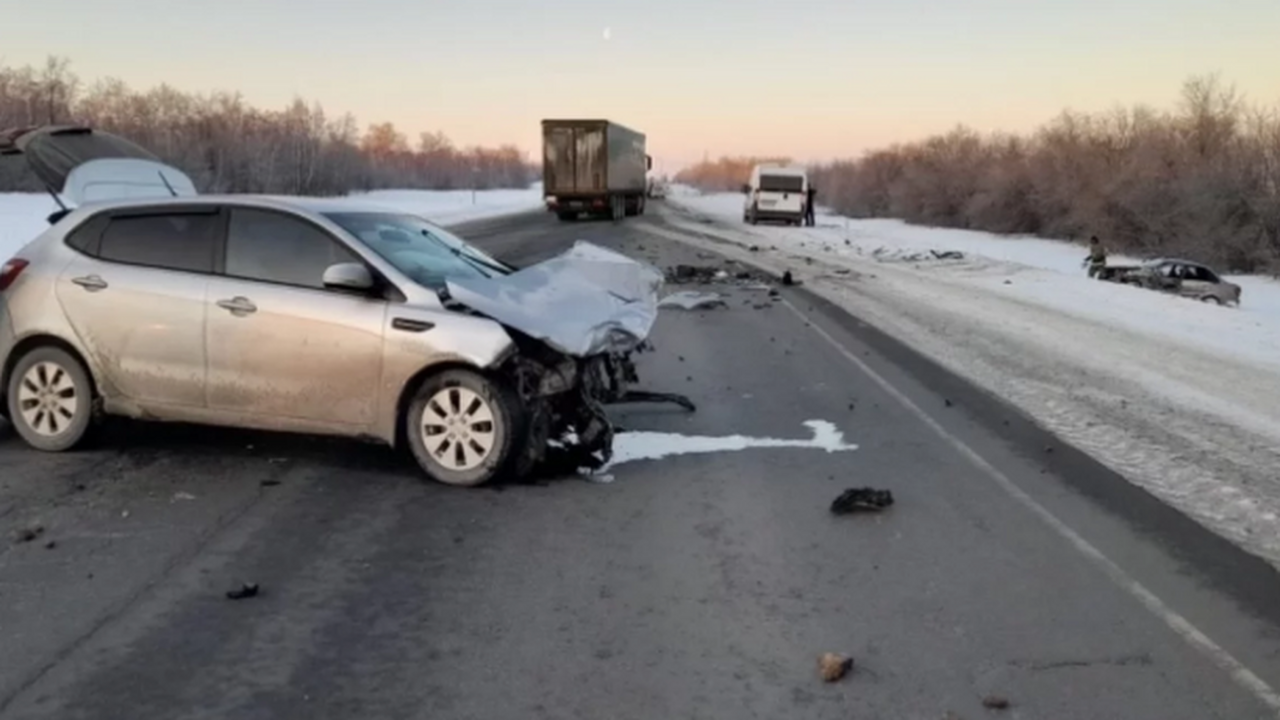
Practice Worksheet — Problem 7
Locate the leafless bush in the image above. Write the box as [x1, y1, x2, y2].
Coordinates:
[0, 56, 536, 196]
[674, 156, 794, 192]
[683, 75, 1280, 273]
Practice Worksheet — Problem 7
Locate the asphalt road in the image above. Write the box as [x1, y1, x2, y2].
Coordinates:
[2, 204, 1280, 719]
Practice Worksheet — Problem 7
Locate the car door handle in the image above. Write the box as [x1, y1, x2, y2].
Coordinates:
[391, 318, 435, 333]
[71, 275, 108, 292]
[216, 296, 257, 315]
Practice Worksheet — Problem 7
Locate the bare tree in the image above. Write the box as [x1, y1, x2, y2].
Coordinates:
[678, 75, 1279, 274]
[0, 56, 537, 197]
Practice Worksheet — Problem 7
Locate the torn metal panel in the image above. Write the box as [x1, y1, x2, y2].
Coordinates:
[658, 290, 725, 310]
[446, 241, 664, 357]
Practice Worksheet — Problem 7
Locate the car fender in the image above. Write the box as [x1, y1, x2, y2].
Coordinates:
[374, 309, 514, 443]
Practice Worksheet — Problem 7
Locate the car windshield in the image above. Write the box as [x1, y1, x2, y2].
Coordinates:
[322, 211, 508, 288]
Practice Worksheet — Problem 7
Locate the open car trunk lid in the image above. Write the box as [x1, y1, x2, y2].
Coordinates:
[445, 241, 663, 358]
[0, 125, 197, 205]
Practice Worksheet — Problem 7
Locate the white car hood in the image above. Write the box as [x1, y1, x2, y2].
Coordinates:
[445, 241, 663, 357]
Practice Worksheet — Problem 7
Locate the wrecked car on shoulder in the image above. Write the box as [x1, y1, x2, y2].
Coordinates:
[0, 125, 689, 486]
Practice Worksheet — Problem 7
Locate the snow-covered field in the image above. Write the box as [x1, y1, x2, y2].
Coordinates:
[0, 186, 544, 261]
[665, 187, 1280, 569]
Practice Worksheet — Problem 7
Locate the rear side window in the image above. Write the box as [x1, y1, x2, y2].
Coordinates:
[759, 175, 805, 193]
[98, 213, 219, 273]
[224, 208, 361, 290]
[64, 214, 108, 255]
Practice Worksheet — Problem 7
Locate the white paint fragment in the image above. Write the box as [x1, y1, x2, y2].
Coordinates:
[658, 291, 726, 310]
[586, 420, 858, 477]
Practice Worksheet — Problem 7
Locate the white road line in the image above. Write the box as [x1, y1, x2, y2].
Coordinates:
[782, 298, 1280, 716]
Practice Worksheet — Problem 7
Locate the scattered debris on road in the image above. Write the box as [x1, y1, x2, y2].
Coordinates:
[830, 488, 895, 514]
[658, 291, 727, 310]
[260, 479, 282, 488]
[818, 652, 854, 682]
[226, 583, 260, 600]
[982, 695, 1011, 710]
[44, 540, 57, 550]
[12, 524, 44, 544]
[782, 271, 796, 286]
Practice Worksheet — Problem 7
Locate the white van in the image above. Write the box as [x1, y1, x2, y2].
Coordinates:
[742, 164, 808, 225]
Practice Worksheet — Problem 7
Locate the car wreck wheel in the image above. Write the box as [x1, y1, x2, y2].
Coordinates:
[6, 346, 95, 452]
[406, 368, 527, 487]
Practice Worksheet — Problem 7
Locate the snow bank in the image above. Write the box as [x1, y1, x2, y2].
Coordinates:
[343, 185, 543, 225]
[0, 186, 544, 261]
[665, 188, 1280, 569]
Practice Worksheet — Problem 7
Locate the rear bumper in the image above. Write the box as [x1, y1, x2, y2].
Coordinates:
[751, 208, 804, 221]
[0, 299, 14, 414]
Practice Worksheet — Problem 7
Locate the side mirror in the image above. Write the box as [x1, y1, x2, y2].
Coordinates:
[323, 262, 375, 292]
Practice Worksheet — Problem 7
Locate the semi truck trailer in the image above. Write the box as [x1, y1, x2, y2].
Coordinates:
[541, 119, 651, 221]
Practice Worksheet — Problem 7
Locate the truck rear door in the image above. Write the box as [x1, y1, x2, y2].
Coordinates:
[544, 124, 605, 194]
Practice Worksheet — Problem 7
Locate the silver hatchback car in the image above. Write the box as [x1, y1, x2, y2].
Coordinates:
[1, 126, 664, 486]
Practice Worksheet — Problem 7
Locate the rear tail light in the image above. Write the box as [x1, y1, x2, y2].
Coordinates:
[0, 258, 30, 292]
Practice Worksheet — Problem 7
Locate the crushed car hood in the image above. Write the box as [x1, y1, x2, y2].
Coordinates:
[445, 241, 663, 357]
[0, 125, 197, 205]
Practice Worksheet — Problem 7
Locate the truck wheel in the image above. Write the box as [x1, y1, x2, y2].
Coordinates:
[624, 196, 639, 217]
[405, 368, 529, 487]
[556, 211, 577, 222]
[637, 195, 646, 216]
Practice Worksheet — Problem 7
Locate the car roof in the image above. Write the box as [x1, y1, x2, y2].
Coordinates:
[72, 194, 421, 218]
[1147, 257, 1210, 268]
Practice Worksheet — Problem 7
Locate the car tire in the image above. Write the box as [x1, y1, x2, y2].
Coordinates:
[405, 368, 528, 487]
[6, 346, 95, 453]
[1200, 295, 1222, 305]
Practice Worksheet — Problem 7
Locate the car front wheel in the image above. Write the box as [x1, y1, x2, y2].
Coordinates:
[405, 368, 528, 487]
[6, 346, 95, 452]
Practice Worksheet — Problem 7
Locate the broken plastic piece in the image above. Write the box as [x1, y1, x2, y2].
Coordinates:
[658, 291, 726, 310]
[818, 652, 854, 682]
[830, 487, 894, 514]
[226, 583, 260, 600]
[608, 390, 697, 412]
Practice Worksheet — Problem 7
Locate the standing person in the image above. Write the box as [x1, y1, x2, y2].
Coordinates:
[1084, 235, 1107, 278]
[805, 184, 817, 227]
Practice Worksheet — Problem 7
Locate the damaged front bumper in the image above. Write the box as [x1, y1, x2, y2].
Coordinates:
[499, 333, 695, 477]
[445, 241, 695, 477]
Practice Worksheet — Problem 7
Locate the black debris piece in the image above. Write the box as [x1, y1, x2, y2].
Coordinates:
[13, 525, 44, 544]
[260, 479, 282, 488]
[982, 695, 1011, 710]
[930, 250, 965, 260]
[944, 399, 953, 407]
[748, 245, 760, 252]
[768, 288, 780, 298]
[44, 540, 57, 550]
[782, 271, 795, 286]
[834, 268, 851, 275]
[226, 583, 260, 600]
[830, 488, 894, 515]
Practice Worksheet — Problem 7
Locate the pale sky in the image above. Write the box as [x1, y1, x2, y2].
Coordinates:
[3, 0, 1277, 171]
